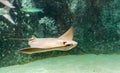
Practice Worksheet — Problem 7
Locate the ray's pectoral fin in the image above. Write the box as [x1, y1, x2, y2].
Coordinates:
[0, 0, 15, 8]
[58, 27, 73, 40]
[3, 14, 15, 24]
[20, 48, 57, 54]
[2, 6, 15, 24]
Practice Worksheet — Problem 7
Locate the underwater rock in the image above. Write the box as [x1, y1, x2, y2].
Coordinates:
[67, 0, 86, 14]
[21, 0, 35, 8]
[117, 24, 120, 35]
[38, 16, 57, 36]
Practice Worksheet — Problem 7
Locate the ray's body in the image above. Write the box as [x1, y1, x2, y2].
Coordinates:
[20, 27, 77, 54]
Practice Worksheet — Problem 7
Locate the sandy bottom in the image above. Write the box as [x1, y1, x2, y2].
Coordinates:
[0, 54, 120, 73]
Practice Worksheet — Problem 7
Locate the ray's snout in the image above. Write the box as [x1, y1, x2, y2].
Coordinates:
[64, 41, 77, 47]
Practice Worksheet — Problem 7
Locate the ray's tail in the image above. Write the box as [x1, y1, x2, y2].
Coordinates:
[8, 38, 29, 40]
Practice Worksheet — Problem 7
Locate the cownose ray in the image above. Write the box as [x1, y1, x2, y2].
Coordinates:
[20, 27, 78, 54]
[0, 0, 15, 24]
[0, 0, 15, 8]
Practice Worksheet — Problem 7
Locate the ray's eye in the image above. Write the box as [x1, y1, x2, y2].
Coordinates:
[63, 41, 71, 46]
[63, 41, 67, 44]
